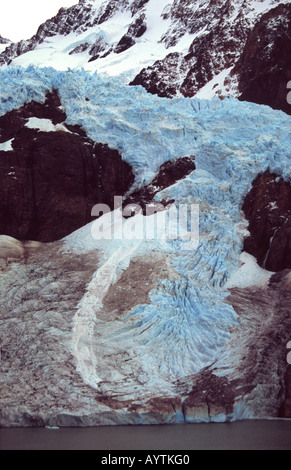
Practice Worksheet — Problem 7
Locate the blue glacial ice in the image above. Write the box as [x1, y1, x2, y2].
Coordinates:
[1, 66, 291, 393]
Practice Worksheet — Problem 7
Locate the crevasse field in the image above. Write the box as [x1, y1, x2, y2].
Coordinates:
[1, 66, 291, 421]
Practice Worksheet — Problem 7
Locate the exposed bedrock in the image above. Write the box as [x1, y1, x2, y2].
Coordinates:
[0, 35, 11, 45]
[224, 269, 291, 420]
[129, 3, 291, 117]
[124, 155, 196, 212]
[242, 171, 291, 272]
[0, 90, 134, 243]
[240, 171, 291, 417]
[235, 3, 291, 116]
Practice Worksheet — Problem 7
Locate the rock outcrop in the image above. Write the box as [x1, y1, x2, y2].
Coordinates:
[235, 3, 291, 115]
[0, 90, 134, 242]
[0, 35, 10, 45]
[129, 0, 254, 98]
[124, 156, 196, 212]
[224, 269, 291, 420]
[130, 1, 291, 104]
[114, 13, 147, 54]
[242, 171, 291, 272]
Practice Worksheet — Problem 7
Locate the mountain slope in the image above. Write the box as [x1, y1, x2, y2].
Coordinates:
[1, 0, 290, 110]
[130, 0, 291, 106]
[0, 66, 291, 426]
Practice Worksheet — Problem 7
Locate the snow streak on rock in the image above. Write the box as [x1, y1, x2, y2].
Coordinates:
[72, 241, 142, 391]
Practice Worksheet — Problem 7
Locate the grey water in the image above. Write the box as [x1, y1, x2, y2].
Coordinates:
[1, 420, 291, 450]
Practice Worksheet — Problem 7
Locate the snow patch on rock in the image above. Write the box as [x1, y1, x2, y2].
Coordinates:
[0, 138, 14, 151]
[25, 117, 71, 133]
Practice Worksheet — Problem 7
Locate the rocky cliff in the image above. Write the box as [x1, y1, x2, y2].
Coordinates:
[242, 171, 291, 272]
[235, 2, 291, 115]
[130, 0, 291, 114]
[0, 90, 134, 242]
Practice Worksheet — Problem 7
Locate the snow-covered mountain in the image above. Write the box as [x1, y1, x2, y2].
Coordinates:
[0, 0, 290, 113]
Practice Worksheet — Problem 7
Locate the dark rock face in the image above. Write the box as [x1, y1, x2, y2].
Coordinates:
[152, 155, 196, 189]
[98, 0, 126, 25]
[0, 91, 134, 242]
[69, 42, 90, 55]
[242, 171, 291, 272]
[115, 14, 147, 54]
[225, 269, 291, 419]
[180, 17, 249, 98]
[124, 155, 196, 212]
[130, 0, 150, 17]
[130, 52, 184, 98]
[235, 3, 291, 115]
[183, 371, 241, 421]
[130, 1, 291, 115]
[87, 37, 110, 62]
[265, 219, 291, 273]
[89, 36, 109, 58]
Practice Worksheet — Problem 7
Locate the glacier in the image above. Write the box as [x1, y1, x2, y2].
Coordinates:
[0, 65, 291, 425]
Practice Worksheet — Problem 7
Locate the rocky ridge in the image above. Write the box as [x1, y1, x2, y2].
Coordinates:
[0, 35, 10, 45]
